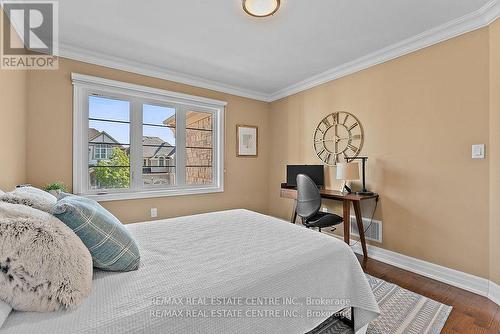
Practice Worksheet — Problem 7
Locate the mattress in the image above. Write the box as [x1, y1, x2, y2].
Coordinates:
[2, 209, 379, 334]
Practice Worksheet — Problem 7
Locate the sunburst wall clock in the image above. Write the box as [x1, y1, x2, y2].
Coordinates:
[313, 112, 364, 166]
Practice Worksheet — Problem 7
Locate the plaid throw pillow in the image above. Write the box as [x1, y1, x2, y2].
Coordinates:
[52, 195, 140, 271]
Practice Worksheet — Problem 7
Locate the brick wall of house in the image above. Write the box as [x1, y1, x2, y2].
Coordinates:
[186, 115, 213, 184]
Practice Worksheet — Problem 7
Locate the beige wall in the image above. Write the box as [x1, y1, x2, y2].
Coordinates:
[0, 69, 27, 190]
[489, 19, 500, 285]
[26, 58, 270, 223]
[268, 28, 491, 279]
[0, 14, 28, 191]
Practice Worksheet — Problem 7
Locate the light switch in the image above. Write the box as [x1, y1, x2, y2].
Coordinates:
[472, 144, 485, 159]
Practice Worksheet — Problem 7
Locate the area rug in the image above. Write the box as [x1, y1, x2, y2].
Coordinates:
[309, 274, 452, 334]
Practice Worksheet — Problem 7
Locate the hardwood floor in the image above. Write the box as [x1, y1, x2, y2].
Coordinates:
[356, 254, 500, 333]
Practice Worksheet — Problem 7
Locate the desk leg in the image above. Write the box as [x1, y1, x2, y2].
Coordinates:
[290, 200, 297, 224]
[343, 200, 350, 244]
[353, 201, 368, 260]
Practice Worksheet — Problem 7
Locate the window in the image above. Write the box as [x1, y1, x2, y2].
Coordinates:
[186, 110, 214, 185]
[92, 144, 115, 160]
[73, 73, 225, 201]
[142, 103, 176, 187]
[94, 145, 105, 160]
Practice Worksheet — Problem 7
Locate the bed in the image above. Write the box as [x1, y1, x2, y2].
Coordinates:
[2, 209, 379, 334]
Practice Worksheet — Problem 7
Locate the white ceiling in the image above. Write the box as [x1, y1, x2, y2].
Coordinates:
[58, 0, 496, 101]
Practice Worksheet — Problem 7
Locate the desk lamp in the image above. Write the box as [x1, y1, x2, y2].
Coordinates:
[336, 162, 360, 194]
[346, 157, 375, 196]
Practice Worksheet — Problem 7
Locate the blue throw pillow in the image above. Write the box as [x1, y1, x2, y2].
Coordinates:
[52, 195, 140, 271]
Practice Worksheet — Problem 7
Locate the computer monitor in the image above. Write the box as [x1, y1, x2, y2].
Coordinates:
[286, 165, 324, 187]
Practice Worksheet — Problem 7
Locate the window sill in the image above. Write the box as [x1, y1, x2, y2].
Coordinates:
[80, 186, 224, 202]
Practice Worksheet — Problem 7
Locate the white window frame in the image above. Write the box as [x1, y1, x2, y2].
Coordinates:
[72, 73, 225, 201]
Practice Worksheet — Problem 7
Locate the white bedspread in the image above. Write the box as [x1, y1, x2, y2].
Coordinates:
[2, 209, 379, 334]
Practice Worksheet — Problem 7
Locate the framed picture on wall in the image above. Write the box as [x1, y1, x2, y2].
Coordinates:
[236, 125, 258, 157]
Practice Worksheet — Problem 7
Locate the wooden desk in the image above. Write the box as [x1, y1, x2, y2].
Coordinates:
[280, 184, 379, 259]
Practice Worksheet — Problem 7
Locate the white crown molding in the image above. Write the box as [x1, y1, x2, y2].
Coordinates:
[489, 281, 500, 305]
[483, 0, 500, 24]
[269, 0, 500, 102]
[343, 239, 499, 305]
[59, 43, 273, 102]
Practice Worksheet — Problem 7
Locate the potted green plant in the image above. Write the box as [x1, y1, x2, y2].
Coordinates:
[43, 182, 67, 196]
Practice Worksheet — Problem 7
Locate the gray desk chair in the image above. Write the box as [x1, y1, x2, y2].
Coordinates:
[296, 174, 343, 232]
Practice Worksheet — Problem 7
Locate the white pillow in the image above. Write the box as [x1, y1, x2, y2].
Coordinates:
[0, 186, 57, 212]
[0, 301, 11, 328]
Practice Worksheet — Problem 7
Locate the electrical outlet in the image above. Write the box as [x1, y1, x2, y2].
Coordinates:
[322, 207, 328, 213]
[150, 208, 158, 218]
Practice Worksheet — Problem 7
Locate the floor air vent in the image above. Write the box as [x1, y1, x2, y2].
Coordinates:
[350, 216, 382, 243]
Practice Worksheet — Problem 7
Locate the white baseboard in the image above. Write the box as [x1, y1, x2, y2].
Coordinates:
[489, 281, 500, 305]
[343, 238, 498, 305]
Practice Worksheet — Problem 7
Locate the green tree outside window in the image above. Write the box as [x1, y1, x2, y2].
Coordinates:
[94, 147, 130, 188]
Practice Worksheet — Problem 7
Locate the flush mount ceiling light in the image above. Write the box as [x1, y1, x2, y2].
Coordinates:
[242, 0, 281, 18]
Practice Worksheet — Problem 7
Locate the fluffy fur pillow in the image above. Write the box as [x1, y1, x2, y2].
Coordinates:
[0, 202, 93, 312]
[0, 186, 57, 212]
